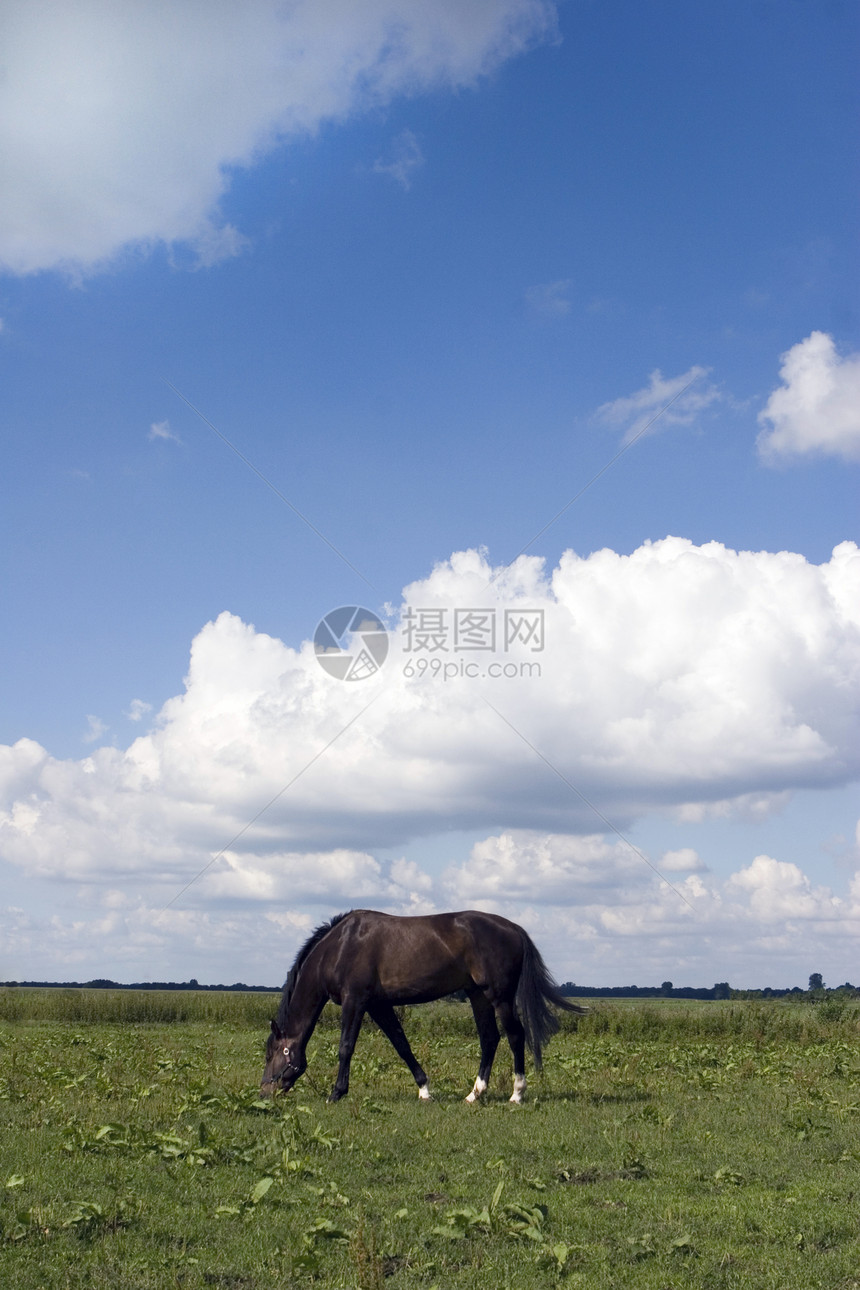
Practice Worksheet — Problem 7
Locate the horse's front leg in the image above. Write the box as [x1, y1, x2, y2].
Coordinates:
[368, 1000, 431, 1100]
[466, 990, 500, 1102]
[329, 996, 366, 1102]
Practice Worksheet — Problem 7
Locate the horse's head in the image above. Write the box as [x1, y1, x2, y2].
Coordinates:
[260, 1019, 306, 1095]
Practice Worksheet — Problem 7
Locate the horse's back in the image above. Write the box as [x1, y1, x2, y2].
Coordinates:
[327, 909, 526, 1002]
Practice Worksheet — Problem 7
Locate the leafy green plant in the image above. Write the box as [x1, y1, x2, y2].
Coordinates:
[432, 1181, 548, 1245]
[215, 1174, 275, 1220]
[62, 1198, 134, 1240]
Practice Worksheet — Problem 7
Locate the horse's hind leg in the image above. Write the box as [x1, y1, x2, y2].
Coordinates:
[495, 998, 527, 1102]
[367, 1000, 431, 1100]
[466, 990, 500, 1102]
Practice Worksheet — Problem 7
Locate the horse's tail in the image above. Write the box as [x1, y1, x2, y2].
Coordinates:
[516, 932, 586, 1071]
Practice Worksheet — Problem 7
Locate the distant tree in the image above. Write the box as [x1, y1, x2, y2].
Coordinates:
[661, 980, 673, 996]
[713, 981, 731, 1000]
[808, 973, 824, 991]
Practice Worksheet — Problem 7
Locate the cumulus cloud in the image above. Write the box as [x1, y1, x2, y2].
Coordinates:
[659, 847, 705, 872]
[596, 364, 720, 445]
[1, 538, 858, 914]
[445, 831, 658, 904]
[0, 0, 557, 276]
[728, 853, 842, 921]
[2, 837, 858, 986]
[757, 331, 860, 463]
[479, 844, 860, 987]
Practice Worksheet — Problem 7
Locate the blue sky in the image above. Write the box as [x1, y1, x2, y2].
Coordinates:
[1, 0, 858, 987]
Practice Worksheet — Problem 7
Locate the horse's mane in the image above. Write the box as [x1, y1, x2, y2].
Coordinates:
[274, 911, 350, 1033]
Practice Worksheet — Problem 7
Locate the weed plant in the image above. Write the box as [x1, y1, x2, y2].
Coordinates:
[1, 995, 859, 1288]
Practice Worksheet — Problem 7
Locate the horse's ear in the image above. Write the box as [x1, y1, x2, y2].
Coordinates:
[270, 1018, 278, 1035]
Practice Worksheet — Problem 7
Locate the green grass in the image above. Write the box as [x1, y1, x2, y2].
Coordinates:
[1, 995, 859, 1288]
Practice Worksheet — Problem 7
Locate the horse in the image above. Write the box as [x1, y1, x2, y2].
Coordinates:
[260, 909, 583, 1103]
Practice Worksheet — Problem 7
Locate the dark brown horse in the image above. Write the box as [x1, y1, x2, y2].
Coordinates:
[261, 909, 582, 1103]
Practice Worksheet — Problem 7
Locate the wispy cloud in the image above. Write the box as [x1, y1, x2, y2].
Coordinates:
[126, 699, 153, 723]
[525, 278, 571, 318]
[148, 420, 181, 444]
[189, 221, 250, 269]
[372, 129, 424, 190]
[83, 714, 108, 745]
[596, 365, 719, 445]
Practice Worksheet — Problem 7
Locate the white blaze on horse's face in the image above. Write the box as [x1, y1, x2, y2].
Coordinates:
[262, 1032, 305, 1093]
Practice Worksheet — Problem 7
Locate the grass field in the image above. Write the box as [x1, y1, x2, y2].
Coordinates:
[1, 990, 859, 1288]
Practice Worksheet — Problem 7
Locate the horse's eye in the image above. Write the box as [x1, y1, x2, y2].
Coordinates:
[282, 1046, 290, 1058]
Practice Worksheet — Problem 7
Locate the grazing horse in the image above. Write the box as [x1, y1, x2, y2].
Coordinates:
[261, 909, 582, 1103]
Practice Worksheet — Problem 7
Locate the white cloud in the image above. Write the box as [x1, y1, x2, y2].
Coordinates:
[126, 699, 152, 723]
[0, 0, 557, 276]
[2, 838, 858, 986]
[448, 841, 859, 987]
[673, 792, 792, 824]
[596, 364, 720, 445]
[372, 128, 424, 189]
[660, 847, 705, 872]
[1, 538, 858, 915]
[757, 331, 860, 463]
[445, 831, 649, 904]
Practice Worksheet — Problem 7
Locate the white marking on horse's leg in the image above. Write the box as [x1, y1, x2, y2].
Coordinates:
[465, 1076, 488, 1103]
[509, 1074, 526, 1104]
[418, 1083, 432, 1100]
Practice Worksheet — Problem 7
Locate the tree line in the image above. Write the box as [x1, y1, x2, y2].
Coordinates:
[2, 973, 855, 1000]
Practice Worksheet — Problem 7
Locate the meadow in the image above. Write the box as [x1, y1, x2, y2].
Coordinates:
[1, 989, 859, 1289]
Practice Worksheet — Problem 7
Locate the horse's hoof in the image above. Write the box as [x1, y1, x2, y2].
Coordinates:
[418, 1085, 433, 1101]
[465, 1078, 487, 1103]
[509, 1076, 527, 1104]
